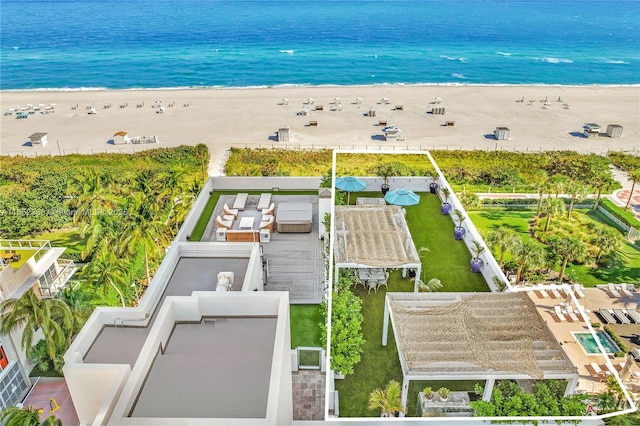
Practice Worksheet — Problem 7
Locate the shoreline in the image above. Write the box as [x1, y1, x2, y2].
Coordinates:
[3, 83, 640, 93]
[2, 84, 638, 176]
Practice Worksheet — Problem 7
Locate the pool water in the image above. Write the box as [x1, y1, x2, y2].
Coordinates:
[574, 331, 620, 355]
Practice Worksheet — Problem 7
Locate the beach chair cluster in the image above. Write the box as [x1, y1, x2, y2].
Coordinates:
[534, 286, 567, 299]
[606, 283, 634, 298]
[553, 305, 582, 323]
[598, 308, 640, 325]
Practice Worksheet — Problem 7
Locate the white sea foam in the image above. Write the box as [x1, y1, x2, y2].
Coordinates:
[496, 51, 512, 56]
[279, 50, 295, 54]
[452, 73, 466, 79]
[604, 59, 629, 64]
[532, 57, 573, 64]
[440, 55, 467, 62]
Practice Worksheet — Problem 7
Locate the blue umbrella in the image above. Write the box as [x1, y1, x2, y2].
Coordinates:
[384, 189, 420, 206]
[335, 176, 366, 205]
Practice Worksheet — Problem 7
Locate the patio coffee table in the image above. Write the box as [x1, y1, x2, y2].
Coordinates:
[238, 216, 255, 230]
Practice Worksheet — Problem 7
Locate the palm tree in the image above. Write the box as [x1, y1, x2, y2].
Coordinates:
[81, 248, 128, 307]
[194, 143, 209, 183]
[0, 406, 61, 426]
[512, 239, 546, 284]
[624, 170, 640, 210]
[368, 380, 405, 417]
[592, 174, 616, 210]
[530, 171, 550, 217]
[418, 278, 443, 292]
[565, 180, 588, 218]
[470, 240, 486, 272]
[592, 227, 621, 263]
[66, 169, 115, 225]
[0, 289, 72, 361]
[550, 175, 570, 199]
[549, 237, 586, 282]
[541, 197, 566, 232]
[484, 227, 519, 269]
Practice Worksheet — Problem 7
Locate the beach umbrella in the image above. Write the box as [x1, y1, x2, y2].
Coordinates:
[384, 189, 420, 206]
[335, 176, 366, 205]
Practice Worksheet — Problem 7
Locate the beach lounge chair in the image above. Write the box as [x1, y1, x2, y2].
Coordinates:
[233, 193, 248, 211]
[590, 363, 604, 376]
[613, 309, 631, 324]
[257, 193, 272, 211]
[554, 305, 567, 322]
[608, 283, 621, 298]
[632, 348, 640, 361]
[223, 203, 239, 218]
[550, 288, 562, 299]
[625, 309, 640, 324]
[598, 308, 617, 324]
[262, 202, 275, 216]
[618, 285, 633, 298]
[565, 309, 580, 322]
[216, 215, 234, 230]
[573, 284, 586, 299]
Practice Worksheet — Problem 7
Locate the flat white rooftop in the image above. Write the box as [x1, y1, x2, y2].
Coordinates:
[131, 317, 276, 419]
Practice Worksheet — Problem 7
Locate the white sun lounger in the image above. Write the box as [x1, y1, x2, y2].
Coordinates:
[625, 309, 640, 324]
[554, 305, 567, 322]
[607, 283, 621, 298]
[590, 362, 603, 375]
[233, 193, 248, 211]
[564, 309, 580, 322]
[257, 193, 272, 210]
[551, 288, 562, 298]
[598, 308, 616, 324]
[573, 284, 586, 299]
[618, 285, 633, 298]
[613, 309, 631, 324]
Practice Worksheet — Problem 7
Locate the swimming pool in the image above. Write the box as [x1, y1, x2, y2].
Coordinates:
[573, 331, 620, 355]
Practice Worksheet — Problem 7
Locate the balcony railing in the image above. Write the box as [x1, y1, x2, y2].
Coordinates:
[0, 239, 51, 263]
[40, 259, 77, 298]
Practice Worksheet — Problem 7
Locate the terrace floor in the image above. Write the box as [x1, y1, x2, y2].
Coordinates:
[201, 194, 325, 303]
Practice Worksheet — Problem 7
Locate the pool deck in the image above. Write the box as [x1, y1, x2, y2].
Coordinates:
[529, 288, 640, 397]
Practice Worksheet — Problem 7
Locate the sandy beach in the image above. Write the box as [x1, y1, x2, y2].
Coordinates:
[1, 85, 638, 175]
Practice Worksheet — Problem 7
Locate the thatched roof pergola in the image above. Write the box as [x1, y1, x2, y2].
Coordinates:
[333, 205, 421, 285]
[383, 292, 579, 406]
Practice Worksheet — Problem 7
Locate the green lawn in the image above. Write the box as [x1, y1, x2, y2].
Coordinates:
[290, 304, 322, 348]
[335, 192, 489, 417]
[30, 228, 87, 258]
[468, 208, 640, 286]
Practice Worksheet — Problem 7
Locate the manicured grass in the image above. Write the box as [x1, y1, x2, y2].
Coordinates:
[469, 208, 640, 286]
[290, 304, 322, 349]
[30, 228, 87, 258]
[190, 190, 319, 241]
[335, 193, 489, 417]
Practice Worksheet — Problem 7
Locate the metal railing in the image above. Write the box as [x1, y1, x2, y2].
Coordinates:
[39, 259, 77, 298]
[0, 240, 51, 263]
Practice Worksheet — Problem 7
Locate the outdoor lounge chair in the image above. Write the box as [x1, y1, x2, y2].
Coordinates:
[625, 309, 640, 324]
[564, 309, 580, 322]
[232, 193, 248, 211]
[223, 203, 239, 218]
[257, 193, 272, 211]
[618, 285, 633, 298]
[260, 216, 274, 233]
[613, 309, 631, 324]
[590, 362, 604, 376]
[607, 283, 621, 298]
[550, 288, 562, 299]
[262, 202, 275, 216]
[598, 308, 617, 324]
[573, 284, 586, 299]
[554, 305, 567, 322]
[216, 215, 234, 230]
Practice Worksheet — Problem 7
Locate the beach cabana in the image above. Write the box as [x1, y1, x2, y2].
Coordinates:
[383, 292, 579, 409]
[28, 132, 48, 146]
[113, 131, 130, 145]
[494, 126, 510, 140]
[333, 205, 421, 289]
[606, 124, 623, 138]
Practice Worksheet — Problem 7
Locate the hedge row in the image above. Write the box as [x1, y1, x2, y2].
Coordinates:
[599, 198, 640, 228]
[604, 326, 628, 357]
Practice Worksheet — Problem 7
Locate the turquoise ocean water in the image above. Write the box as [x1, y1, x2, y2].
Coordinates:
[1, 0, 639, 90]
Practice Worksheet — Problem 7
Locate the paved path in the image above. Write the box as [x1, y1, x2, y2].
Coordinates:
[292, 370, 325, 420]
[23, 378, 79, 426]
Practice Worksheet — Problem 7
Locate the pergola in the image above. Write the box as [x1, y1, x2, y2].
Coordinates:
[333, 205, 421, 288]
[383, 292, 579, 408]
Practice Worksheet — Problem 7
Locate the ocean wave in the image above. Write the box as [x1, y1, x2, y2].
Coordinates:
[279, 50, 295, 54]
[496, 51, 512, 56]
[604, 59, 629, 64]
[451, 73, 466, 79]
[532, 57, 573, 64]
[440, 55, 467, 63]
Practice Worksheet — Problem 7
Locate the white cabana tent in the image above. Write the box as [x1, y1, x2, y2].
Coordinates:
[383, 292, 579, 408]
[333, 205, 421, 289]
